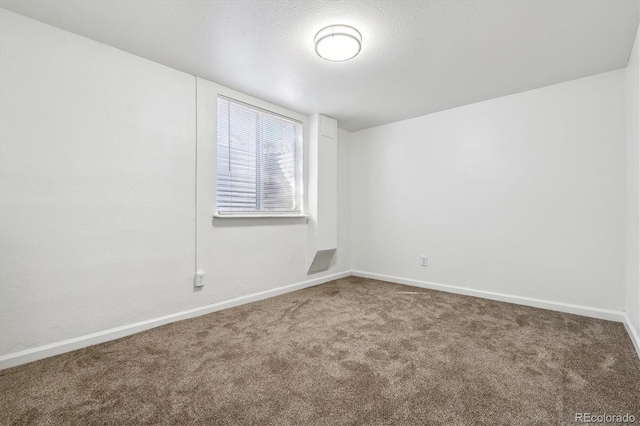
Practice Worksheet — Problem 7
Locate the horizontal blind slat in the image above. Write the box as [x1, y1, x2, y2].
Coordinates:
[217, 97, 302, 213]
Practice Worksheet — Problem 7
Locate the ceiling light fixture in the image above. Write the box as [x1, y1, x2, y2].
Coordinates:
[314, 25, 362, 62]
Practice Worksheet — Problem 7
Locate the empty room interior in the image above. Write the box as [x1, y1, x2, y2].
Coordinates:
[1, 0, 640, 424]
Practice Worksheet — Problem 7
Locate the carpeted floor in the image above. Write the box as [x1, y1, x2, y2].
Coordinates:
[1, 276, 639, 425]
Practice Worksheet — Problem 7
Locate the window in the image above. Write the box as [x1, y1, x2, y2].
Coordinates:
[216, 96, 303, 216]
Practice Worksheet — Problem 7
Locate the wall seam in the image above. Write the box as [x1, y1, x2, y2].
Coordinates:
[195, 76, 198, 274]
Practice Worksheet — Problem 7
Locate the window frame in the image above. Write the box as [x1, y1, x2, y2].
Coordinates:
[213, 95, 307, 219]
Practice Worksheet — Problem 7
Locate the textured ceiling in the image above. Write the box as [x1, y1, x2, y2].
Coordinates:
[1, 0, 638, 131]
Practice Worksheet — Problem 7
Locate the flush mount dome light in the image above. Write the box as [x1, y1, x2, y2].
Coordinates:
[314, 25, 362, 62]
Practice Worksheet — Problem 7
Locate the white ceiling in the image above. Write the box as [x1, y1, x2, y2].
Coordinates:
[1, 0, 638, 131]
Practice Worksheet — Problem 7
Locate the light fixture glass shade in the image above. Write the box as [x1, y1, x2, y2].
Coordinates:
[314, 25, 362, 62]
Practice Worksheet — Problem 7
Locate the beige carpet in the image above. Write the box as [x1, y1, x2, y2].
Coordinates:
[1, 276, 639, 425]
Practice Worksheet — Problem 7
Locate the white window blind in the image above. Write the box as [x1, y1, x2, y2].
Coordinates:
[217, 96, 303, 215]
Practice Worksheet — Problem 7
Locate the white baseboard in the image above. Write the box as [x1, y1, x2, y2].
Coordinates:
[352, 271, 626, 323]
[3, 270, 636, 370]
[0, 271, 351, 370]
[623, 314, 640, 359]
[356, 270, 639, 360]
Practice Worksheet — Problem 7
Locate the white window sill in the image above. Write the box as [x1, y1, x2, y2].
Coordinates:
[214, 213, 309, 219]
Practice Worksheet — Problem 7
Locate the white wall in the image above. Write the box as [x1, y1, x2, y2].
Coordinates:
[337, 128, 352, 271]
[626, 22, 640, 338]
[351, 70, 627, 312]
[0, 9, 351, 364]
[195, 79, 350, 303]
[310, 115, 339, 252]
[0, 9, 195, 357]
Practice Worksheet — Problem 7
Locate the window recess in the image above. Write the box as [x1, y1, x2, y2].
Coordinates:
[216, 96, 304, 217]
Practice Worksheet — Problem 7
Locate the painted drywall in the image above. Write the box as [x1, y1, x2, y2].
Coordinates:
[336, 128, 352, 270]
[0, 9, 195, 356]
[195, 79, 351, 304]
[0, 9, 351, 361]
[309, 114, 339, 252]
[627, 21, 640, 338]
[351, 70, 626, 312]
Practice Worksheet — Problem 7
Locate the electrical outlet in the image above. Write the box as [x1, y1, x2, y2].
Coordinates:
[420, 255, 428, 267]
[194, 272, 205, 287]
